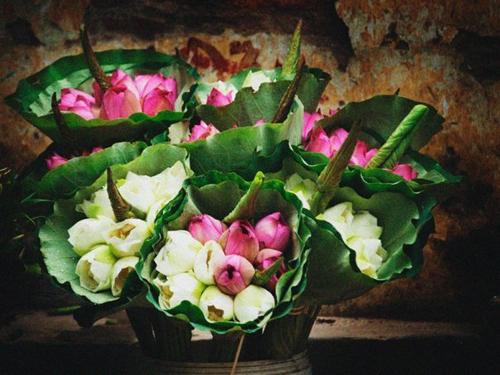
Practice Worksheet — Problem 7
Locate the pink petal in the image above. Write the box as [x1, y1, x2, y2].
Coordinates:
[302, 111, 323, 142]
[392, 163, 418, 181]
[305, 127, 332, 157]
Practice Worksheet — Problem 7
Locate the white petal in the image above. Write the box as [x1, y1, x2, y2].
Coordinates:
[76, 245, 116, 292]
[77, 188, 116, 221]
[350, 211, 383, 239]
[104, 219, 150, 258]
[242, 71, 272, 91]
[193, 240, 225, 285]
[234, 285, 275, 323]
[154, 230, 202, 276]
[152, 161, 189, 203]
[155, 272, 205, 309]
[199, 286, 234, 321]
[119, 172, 157, 214]
[68, 217, 114, 256]
[111, 256, 139, 296]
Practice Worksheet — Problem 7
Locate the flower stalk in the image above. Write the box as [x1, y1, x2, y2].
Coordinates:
[310, 120, 361, 215]
[51, 93, 77, 151]
[366, 104, 429, 169]
[106, 167, 131, 221]
[281, 19, 303, 78]
[272, 56, 305, 123]
[80, 22, 111, 91]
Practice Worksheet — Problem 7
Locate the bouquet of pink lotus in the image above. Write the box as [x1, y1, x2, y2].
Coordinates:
[3, 18, 459, 372]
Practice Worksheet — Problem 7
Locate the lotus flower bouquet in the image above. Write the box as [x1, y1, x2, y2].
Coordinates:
[3, 17, 460, 372]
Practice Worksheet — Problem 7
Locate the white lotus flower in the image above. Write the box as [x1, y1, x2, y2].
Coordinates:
[285, 173, 317, 210]
[152, 161, 190, 203]
[104, 218, 150, 258]
[350, 211, 383, 239]
[111, 256, 139, 296]
[118, 172, 157, 214]
[68, 217, 114, 256]
[77, 187, 115, 221]
[168, 121, 190, 144]
[317, 202, 354, 241]
[242, 71, 272, 91]
[195, 80, 237, 104]
[154, 230, 202, 276]
[199, 286, 234, 322]
[76, 244, 116, 292]
[234, 285, 275, 323]
[346, 237, 387, 278]
[154, 272, 206, 309]
[193, 240, 225, 285]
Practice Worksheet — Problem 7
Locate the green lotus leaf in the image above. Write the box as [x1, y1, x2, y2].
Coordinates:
[303, 186, 430, 304]
[318, 94, 444, 151]
[137, 171, 311, 334]
[179, 112, 304, 179]
[39, 143, 190, 307]
[23, 141, 147, 200]
[292, 147, 460, 200]
[5, 49, 199, 146]
[195, 67, 330, 130]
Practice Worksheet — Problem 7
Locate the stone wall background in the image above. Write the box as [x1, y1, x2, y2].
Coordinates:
[0, 0, 498, 321]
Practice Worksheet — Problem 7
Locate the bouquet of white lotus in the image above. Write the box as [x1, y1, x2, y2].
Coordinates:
[3, 17, 459, 370]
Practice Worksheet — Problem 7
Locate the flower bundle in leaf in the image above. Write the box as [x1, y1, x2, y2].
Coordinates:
[138, 171, 310, 334]
[39, 143, 191, 306]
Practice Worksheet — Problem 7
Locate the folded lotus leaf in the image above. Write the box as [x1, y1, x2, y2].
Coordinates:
[137, 171, 311, 334]
[39, 143, 189, 306]
[303, 186, 431, 304]
[196, 67, 330, 130]
[5, 49, 199, 146]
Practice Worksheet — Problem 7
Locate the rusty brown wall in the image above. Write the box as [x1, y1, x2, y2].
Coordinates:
[1, 0, 498, 321]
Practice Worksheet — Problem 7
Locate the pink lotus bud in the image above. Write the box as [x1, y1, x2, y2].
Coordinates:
[350, 140, 379, 167]
[206, 88, 234, 107]
[220, 220, 259, 262]
[392, 163, 418, 181]
[255, 212, 291, 252]
[93, 69, 140, 105]
[329, 127, 349, 153]
[330, 129, 378, 167]
[59, 88, 98, 120]
[81, 147, 104, 156]
[328, 108, 339, 116]
[142, 87, 176, 116]
[214, 255, 255, 295]
[135, 74, 177, 116]
[302, 111, 323, 142]
[46, 153, 68, 170]
[305, 127, 332, 157]
[255, 248, 286, 290]
[364, 147, 378, 164]
[254, 119, 266, 126]
[188, 214, 227, 244]
[187, 121, 220, 142]
[100, 86, 142, 120]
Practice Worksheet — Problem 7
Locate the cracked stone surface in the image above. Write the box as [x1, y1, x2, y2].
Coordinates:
[0, 0, 499, 320]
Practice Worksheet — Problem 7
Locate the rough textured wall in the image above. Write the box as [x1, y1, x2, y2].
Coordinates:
[0, 0, 498, 320]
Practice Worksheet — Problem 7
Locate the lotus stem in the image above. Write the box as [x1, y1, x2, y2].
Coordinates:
[281, 19, 303, 78]
[106, 167, 131, 221]
[272, 55, 305, 123]
[80, 22, 111, 91]
[310, 120, 361, 215]
[51, 93, 77, 150]
[230, 334, 246, 375]
[366, 104, 429, 169]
